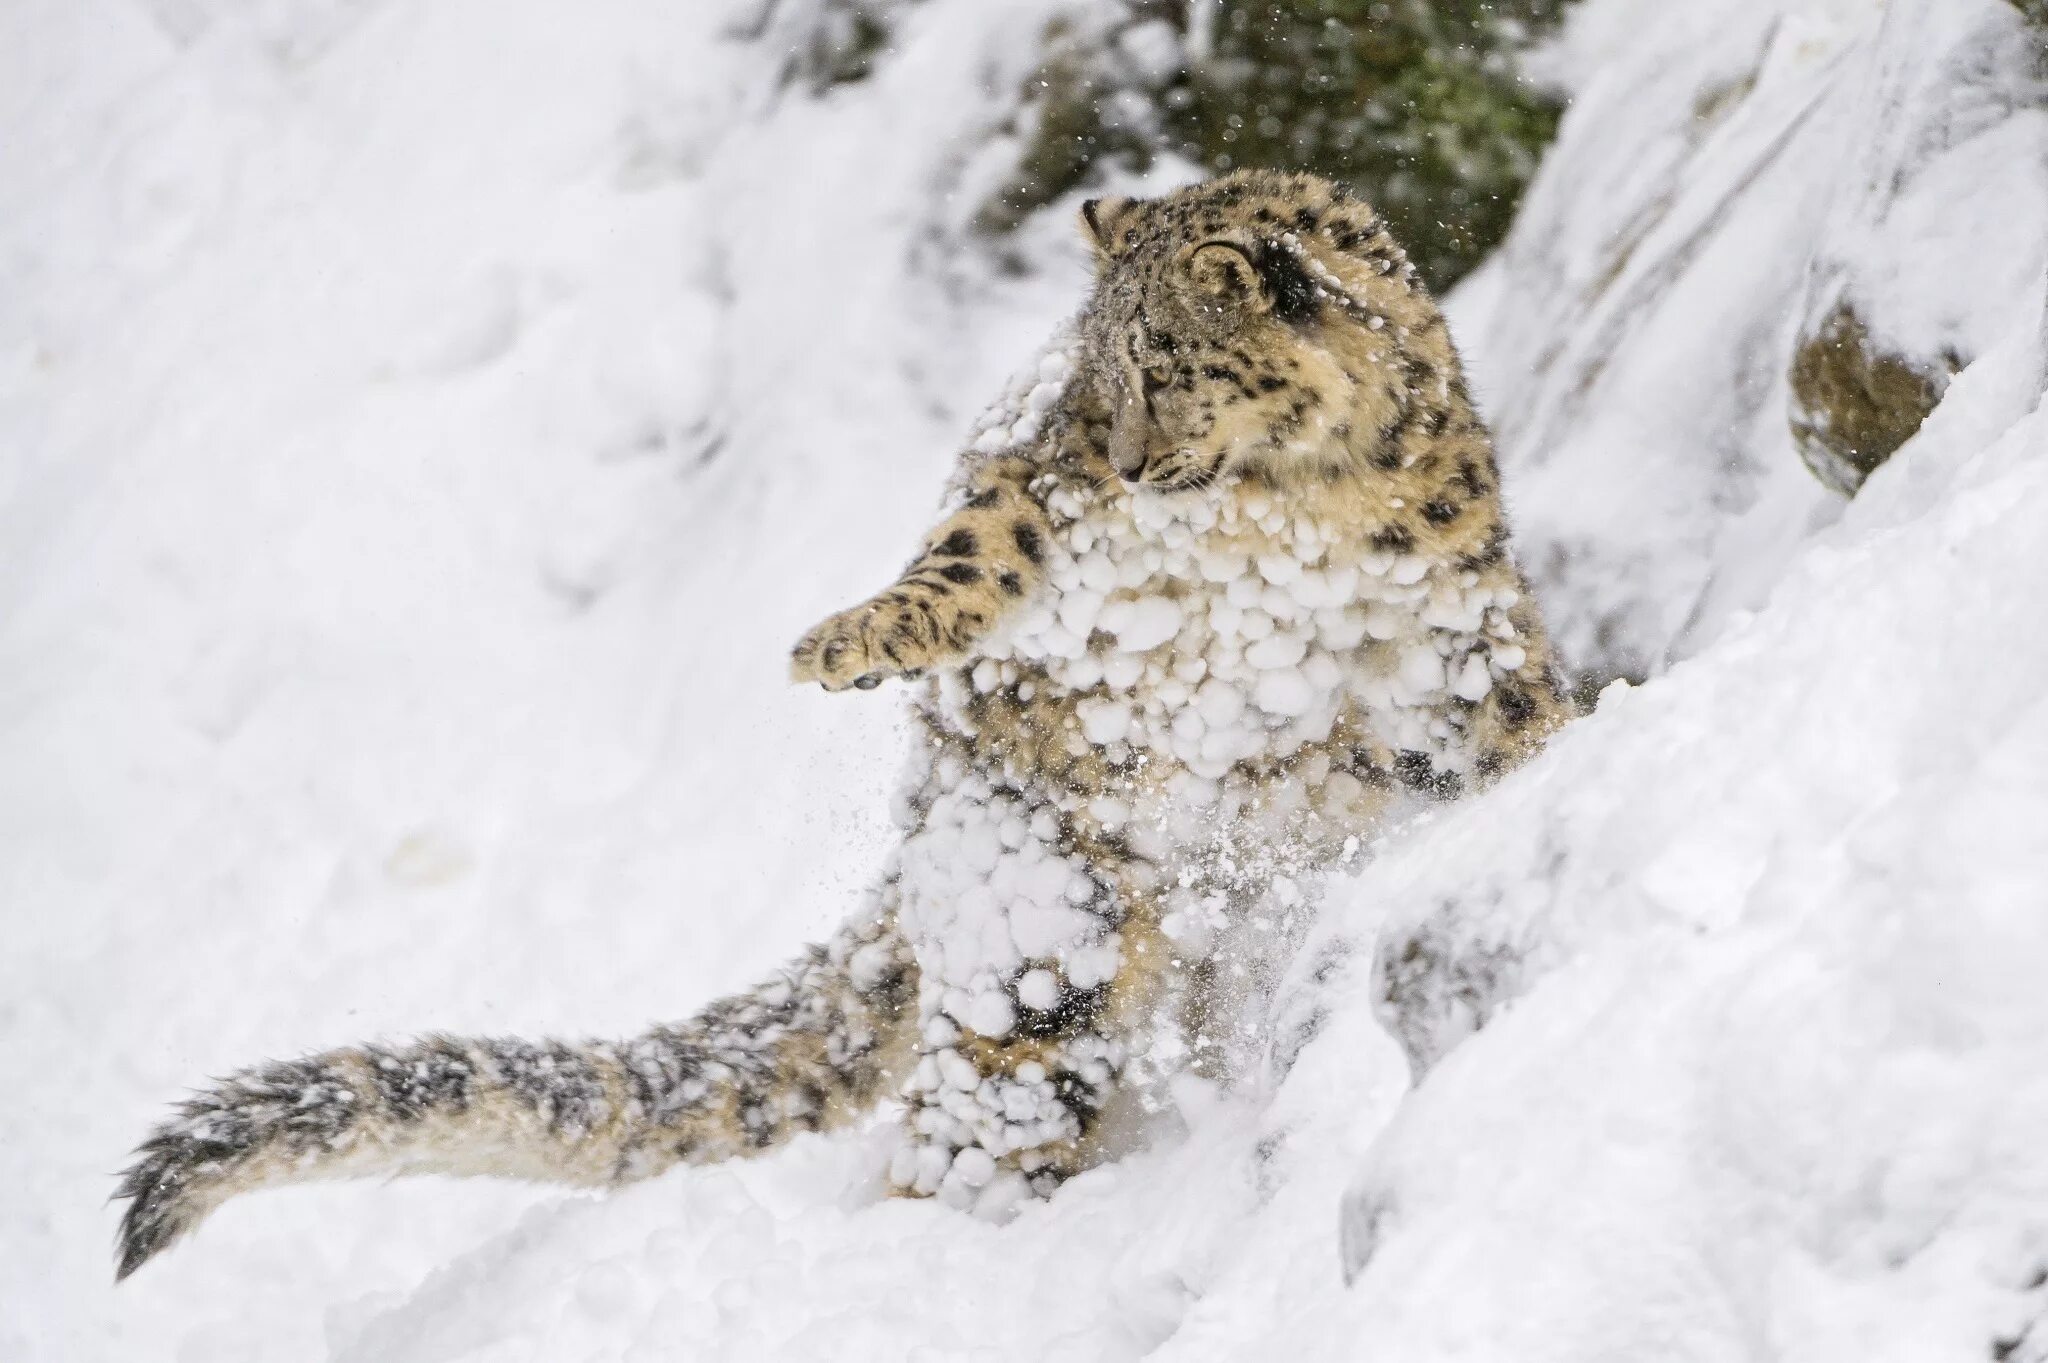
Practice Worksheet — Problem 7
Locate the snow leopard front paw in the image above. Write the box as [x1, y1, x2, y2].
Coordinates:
[790, 601, 935, 692]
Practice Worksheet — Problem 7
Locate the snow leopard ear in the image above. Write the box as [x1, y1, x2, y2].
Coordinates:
[1079, 196, 1140, 260]
[1182, 239, 1322, 323]
[1181, 240, 1272, 314]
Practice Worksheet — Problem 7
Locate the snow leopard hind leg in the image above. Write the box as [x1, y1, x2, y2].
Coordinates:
[882, 753, 1182, 1213]
[113, 905, 914, 1280]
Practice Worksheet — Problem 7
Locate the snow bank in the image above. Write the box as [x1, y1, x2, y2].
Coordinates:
[1332, 290, 2048, 1360]
[1458, 0, 2048, 681]
[0, 0, 1080, 1355]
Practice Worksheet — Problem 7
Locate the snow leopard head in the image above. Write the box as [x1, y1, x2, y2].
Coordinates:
[1074, 169, 1445, 492]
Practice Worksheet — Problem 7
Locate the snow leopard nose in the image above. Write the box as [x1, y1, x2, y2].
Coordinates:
[1108, 412, 1155, 484]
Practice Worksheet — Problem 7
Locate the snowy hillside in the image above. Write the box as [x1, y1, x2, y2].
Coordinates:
[4, 0, 2045, 1360]
[1458, 0, 2048, 682]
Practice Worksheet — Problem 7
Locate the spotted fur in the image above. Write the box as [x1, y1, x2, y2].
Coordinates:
[117, 170, 1569, 1281]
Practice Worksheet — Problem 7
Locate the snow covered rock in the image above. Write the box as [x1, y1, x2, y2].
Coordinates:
[1458, 0, 2048, 681]
[1786, 0, 2048, 494]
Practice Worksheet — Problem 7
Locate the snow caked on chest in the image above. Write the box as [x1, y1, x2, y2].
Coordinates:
[937, 477, 1529, 798]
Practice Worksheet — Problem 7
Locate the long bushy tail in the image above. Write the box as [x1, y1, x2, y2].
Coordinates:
[114, 909, 914, 1280]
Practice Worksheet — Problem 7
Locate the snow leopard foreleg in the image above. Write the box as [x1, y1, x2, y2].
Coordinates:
[790, 454, 1050, 691]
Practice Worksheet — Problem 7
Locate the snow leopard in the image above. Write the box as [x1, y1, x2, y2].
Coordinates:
[114, 169, 1569, 1279]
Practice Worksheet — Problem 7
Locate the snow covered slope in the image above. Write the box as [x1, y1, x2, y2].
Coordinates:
[0, 0, 1085, 1355]
[1457, 0, 2048, 682]
[4, 0, 2045, 1359]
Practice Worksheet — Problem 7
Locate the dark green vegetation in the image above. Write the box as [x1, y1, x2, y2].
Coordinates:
[777, 1, 1570, 291]
[1171, 1, 1566, 289]
[775, 0, 919, 94]
[971, 4, 1187, 237]
[981, 1, 1569, 291]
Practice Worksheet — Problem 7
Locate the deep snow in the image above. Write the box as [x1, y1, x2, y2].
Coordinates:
[1457, 0, 2048, 681]
[4, 0, 2046, 1359]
